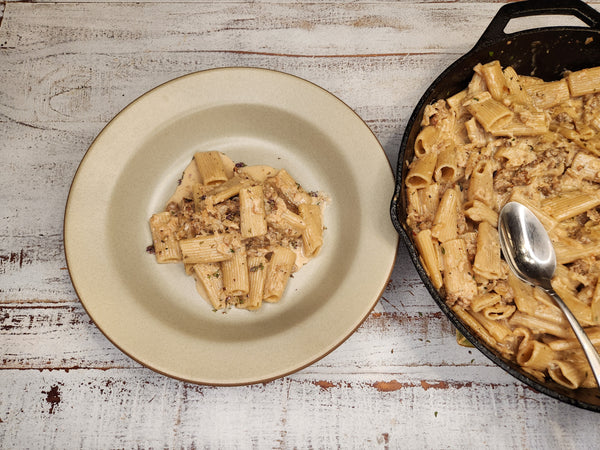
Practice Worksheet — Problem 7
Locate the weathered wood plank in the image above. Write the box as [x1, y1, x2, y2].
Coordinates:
[3, 1, 594, 56]
[0, 235, 72, 302]
[0, 121, 92, 236]
[0, 1, 496, 59]
[0, 368, 597, 449]
[0, 298, 488, 371]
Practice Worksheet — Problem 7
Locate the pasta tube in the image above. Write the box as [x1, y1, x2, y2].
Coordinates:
[434, 144, 459, 183]
[451, 306, 497, 348]
[547, 327, 600, 351]
[206, 176, 250, 205]
[193, 263, 226, 309]
[414, 126, 440, 157]
[509, 311, 572, 339]
[405, 153, 438, 189]
[264, 247, 297, 303]
[244, 255, 268, 310]
[268, 169, 311, 208]
[569, 151, 600, 182]
[503, 66, 531, 105]
[194, 151, 228, 185]
[240, 185, 268, 239]
[149, 212, 182, 263]
[431, 188, 458, 242]
[464, 200, 498, 227]
[542, 191, 600, 222]
[192, 183, 212, 211]
[472, 311, 512, 342]
[470, 292, 502, 313]
[441, 238, 477, 304]
[554, 240, 600, 265]
[267, 208, 306, 237]
[221, 245, 249, 296]
[507, 272, 536, 316]
[179, 233, 239, 264]
[465, 92, 513, 132]
[567, 66, 600, 96]
[525, 79, 570, 109]
[472, 221, 504, 280]
[548, 360, 587, 390]
[480, 60, 508, 101]
[299, 203, 324, 257]
[516, 340, 556, 371]
[465, 117, 487, 145]
[414, 229, 443, 289]
[482, 304, 516, 321]
[468, 160, 494, 207]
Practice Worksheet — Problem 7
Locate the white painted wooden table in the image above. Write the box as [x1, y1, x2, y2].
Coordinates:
[2, 0, 600, 447]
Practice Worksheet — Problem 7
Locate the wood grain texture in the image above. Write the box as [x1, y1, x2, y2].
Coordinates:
[3, 1, 600, 447]
[1, 368, 598, 449]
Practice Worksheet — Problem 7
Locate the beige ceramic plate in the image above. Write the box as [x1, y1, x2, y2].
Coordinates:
[64, 68, 398, 385]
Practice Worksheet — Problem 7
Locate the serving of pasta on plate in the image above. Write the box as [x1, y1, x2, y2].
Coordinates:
[149, 151, 328, 311]
[405, 61, 600, 390]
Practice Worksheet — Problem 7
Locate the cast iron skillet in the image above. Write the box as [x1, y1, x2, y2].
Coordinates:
[390, 0, 600, 411]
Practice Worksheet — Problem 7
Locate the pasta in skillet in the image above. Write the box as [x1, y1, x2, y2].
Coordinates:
[149, 151, 328, 311]
[406, 61, 600, 389]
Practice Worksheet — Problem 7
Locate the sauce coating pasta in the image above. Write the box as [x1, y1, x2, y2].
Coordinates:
[406, 61, 600, 389]
[149, 151, 328, 311]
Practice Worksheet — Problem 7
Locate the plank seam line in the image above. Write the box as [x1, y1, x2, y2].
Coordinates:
[0, 1, 5, 31]
[182, 49, 441, 59]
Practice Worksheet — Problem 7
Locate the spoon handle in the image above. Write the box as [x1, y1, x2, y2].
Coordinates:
[545, 287, 600, 387]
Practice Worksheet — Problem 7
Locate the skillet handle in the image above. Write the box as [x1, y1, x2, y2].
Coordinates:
[475, 0, 600, 48]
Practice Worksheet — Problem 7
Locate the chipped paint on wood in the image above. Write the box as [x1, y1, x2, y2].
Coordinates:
[0, 369, 599, 448]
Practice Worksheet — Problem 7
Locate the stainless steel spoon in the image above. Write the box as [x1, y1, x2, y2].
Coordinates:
[498, 201, 600, 387]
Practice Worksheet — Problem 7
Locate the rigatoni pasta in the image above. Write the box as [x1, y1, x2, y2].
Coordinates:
[239, 185, 268, 239]
[405, 61, 600, 389]
[263, 246, 297, 303]
[149, 152, 328, 311]
[194, 151, 228, 185]
[149, 211, 183, 263]
[193, 263, 226, 310]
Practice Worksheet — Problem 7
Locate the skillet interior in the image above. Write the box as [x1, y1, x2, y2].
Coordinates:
[392, 25, 600, 411]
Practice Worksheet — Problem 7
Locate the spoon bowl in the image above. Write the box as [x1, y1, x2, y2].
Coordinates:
[498, 201, 600, 389]
[498, 202, 556, 289]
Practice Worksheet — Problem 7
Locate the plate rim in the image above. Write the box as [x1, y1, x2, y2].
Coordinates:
[64, 66, 398, 385]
